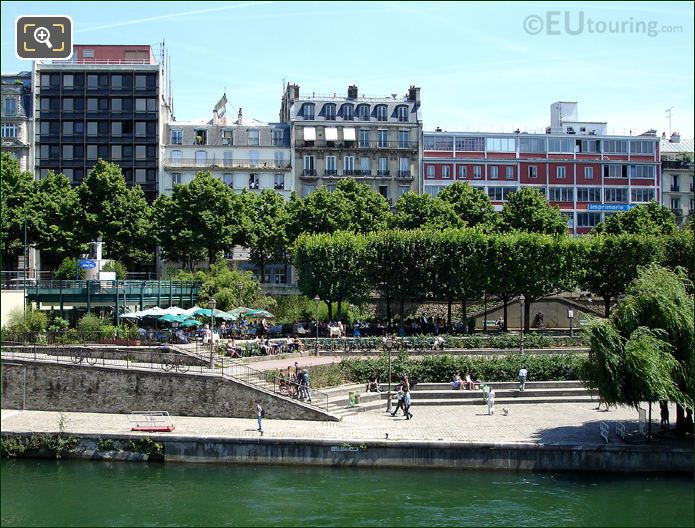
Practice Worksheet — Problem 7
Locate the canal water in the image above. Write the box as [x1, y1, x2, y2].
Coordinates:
[1, 459, 692, 526]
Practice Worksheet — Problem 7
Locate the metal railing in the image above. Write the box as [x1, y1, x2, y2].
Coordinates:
[164, 158, 291, 170]
[295, 140, 418, 149]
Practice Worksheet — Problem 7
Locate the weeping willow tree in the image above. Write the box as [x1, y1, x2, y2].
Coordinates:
[583, 264, 694, 435]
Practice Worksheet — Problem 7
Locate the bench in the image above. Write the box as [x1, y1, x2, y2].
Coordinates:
[128, 411, 175, 432]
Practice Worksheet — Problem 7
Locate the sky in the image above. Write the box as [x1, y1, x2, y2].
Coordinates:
[2, 1, 694, 137]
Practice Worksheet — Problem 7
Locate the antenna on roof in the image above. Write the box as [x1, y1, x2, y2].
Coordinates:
[666, 107, 674, 136]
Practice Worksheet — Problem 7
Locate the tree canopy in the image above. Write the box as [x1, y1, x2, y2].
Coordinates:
[501, 187, 568, 235]
[594, 202, 678, 236]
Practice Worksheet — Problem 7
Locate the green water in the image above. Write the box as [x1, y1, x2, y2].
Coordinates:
[1, 459, 692, 527]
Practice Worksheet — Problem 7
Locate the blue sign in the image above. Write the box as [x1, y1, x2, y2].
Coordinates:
[587, 204, 637, 212]
[79, 260, 96, 269]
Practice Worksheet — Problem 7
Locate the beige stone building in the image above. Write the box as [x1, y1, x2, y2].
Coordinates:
[660, 133, 693, 226]
[280, 84, 422, 202]
[1, 72, 33, 172]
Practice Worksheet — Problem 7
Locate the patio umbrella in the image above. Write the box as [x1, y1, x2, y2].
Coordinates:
[245, 309, 275, 319]
[180, 319, 203, 328]
[181, 305, 202, 316]
[161, 306, 187, 316]
[229, 307, 253, 317]
[159, 314, 188, 324]
[136, 306, 167, 318]
[193, 308, 236, 320]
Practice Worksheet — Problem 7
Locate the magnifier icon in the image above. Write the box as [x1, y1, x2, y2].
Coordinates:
[33, 26, 53, 49]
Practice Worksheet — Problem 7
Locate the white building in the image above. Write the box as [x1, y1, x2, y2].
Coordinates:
[660, 132, 694, 226]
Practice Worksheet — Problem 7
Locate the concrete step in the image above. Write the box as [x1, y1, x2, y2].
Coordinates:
[412, 381, 585, 391]
[352, 394, 597, 411]
[400, 388, 594, 399]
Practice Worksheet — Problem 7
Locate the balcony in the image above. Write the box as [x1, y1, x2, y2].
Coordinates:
[398, 171, 412, 178]
[343, 170, 355, 176]
[295, 139, 418, 150]
[662, 159, 693, 170]
[302, 169, 316, 177]
[356, 170, 372, 176]
[670, 185, 681, 192]
[324, 170, 338, 176]
[164, 158, 291, 170]
[377, 170, 390, 176]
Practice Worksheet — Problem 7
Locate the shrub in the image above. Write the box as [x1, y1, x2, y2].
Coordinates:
[102, 261, 128, 280]
[47, 315, 69, 332]
[77, 314, 104, 334]
[53, 257, 85, 280]
[4, 306, 48, 334]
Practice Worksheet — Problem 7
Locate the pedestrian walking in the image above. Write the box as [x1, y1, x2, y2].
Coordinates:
[391, 386, 405, 416]
[256, 401, 264, 433]
[403, 388, 413, 420]
[660, 400, 670, 430]
[302, 368, 312, 403]
[518, 367, 528, 392]
[487, 387, 496, 416]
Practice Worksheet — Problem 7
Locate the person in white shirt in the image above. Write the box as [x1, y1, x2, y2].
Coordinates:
[519, 367, 528, 392]
[487, 388, 496, 415]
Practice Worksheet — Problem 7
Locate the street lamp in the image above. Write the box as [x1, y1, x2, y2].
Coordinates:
[385, 337, 394, 413]
[237, 282, 244, 302]
[519, 295, 525, 354]
[208, 297, 217, 369]
[568, 309, 574, 337]
[313, 294, 320, 356]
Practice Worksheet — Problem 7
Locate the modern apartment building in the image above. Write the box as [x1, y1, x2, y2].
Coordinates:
[33, 44, 172, 202]
[162, 99, 292, 197]
[660, 133, 694, 226]
[280, 83, 422, 203]
[1, 72, 33, 172]
[423, 102, 661, 234]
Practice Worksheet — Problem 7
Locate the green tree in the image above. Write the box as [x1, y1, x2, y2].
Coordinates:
[332, 179, 391, 233]
[662, 230, 694, 282]
[437, 182, 499, 231]
[0, 153, 35, 269]
[53, 257, 86, 280]
[594, 202, 678, 236]
[243, 189, 289, 280]
[583, 265, 693, 434]
[501, 187, 567, 235]
[579, 234, 664, 317]
[76, 160, 153, 268]
[154, 172, 248, 268]
[390, 192, 463, 231]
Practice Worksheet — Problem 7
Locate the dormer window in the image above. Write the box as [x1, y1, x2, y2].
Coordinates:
[303, 103, 315, 120]
[194, 129, 207, 145]
[376, 105, 388, 121]
[397, 105, 408, 122]
[357, 104, 370, 121]
[324, 103, 336, 120]
[342, 104, 354, 120]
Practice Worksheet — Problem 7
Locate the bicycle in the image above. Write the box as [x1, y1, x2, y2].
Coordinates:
[161, 354, 190, 373]
[71, 348, 98, 366]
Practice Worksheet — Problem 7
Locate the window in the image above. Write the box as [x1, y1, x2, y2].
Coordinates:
[357, 104, 370, 120]
[577, 212, 602, 228]
[111, 145, 122, 160]
[62, 74, 73, 88]
[360, 157, 370, 175]
[171, 128, 183, 145]
[605, 188, 628, 202]
[343, 156, 355, 174]
[557, 166, 567, 179]
[63, 121, 73, 136]
[549, 187, 573, 202]
[458, 165, 467, 179]
[62, 169, 73, 181]
[604, 164, 626, 178]
[399, 157, 409, 177]
[630, 165, 655, 179]
[303, 184, 316, 197]
[87, 75, 98, 89]
[83, 49, 94, 58]
[166, 172, 181, 189]
[424, 135, 454, 151]
[146, 99, 157, 112]
[505, 166, 514, 180]
[195, 150, 207, 165]
[603, 140, 628, 153]
[671, 198, 681, 210]
[473, 165, 482, 179]
[486, 137, 516, 152]
[111, 122, 122, 137]
[378, 157, 388, 175]
[249, 150, 259, 167]
[399, 130, 409, 148]
[271, 128, 284, 146]
[441, 165, 451, 179]
[248, 129, 259, 146]
[274, 174, 285, 190]
[397, 106, 408, 122]
[249, 174, 259, 189]
[303, 155, 314, 175]
[4, 98, 17, 115]
[577, 139, 600, 153]
[303, 103, 315, 120]
[325, 155, 336, 175]
[630, 141, 655, 154]
[487, 186, 517, 201]
[135, 169, 147, 184]
[519, 137, 546, 153]
[87, 145, 98, 159]
[342, 104, 353, 120]
[547, 138, 573, 152]
[452, 136, 483, 151]
[584, 167, 593, 179]
[488, 165, 498, 179]
[62, 145, 73, 160]
[1, 124, 17, 137]
[376, 105, 387, 121]
[274, 151, 285, 168]
[359, 129, 370, 148]
[170, 150, 182, 164]
[528, 166, 537, 178]
[631, 188, 655, 202]
[135, 75, 147, 90]
[135, 145, 146, 160]
[135, 99, 147, 112]
[111, 75, 122, 89]
[427, 165, 435, 179]
[378, 130, 388, 148]
[324, 103, 336, 120]
[577, 187, 601, 202]
[87, 98, 98, 112]
[135, 122, 146, 137]
[399, 185, 410, 197]
[110, 98, 122, 112]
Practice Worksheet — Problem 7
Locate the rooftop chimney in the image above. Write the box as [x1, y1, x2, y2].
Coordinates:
[670, 132, 681, 143]
[286, 83, 300, 101]
[348, 85, 358, 99]
[238, 108, 243, 122]
[408, 85, 420, 103]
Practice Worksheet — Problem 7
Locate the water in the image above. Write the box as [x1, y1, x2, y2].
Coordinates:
[1, 459, 692, 527]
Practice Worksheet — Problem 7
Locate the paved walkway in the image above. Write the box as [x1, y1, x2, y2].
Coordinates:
[2, 399, 674, 447]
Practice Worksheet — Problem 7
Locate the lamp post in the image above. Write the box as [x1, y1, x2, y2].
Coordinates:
[385, 337, 394, 413]
[237, 282, 243, 303]
[314, 294, 320, 356]
[208, 297, 216, 369]
[568, 309, 574, 337]
[519, 295, 525, 354]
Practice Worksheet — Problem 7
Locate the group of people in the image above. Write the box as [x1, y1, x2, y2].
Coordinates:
[451, 371, 478, 391]
[390, 373, 414, 420]
[278, 362, 312, 402]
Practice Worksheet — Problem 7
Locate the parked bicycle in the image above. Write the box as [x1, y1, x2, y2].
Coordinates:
[71, 348, 98, 366]
[161, 354, 190, 373]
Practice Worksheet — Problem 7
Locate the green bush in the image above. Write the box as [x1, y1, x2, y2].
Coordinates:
[4, 306, 48, 334]
[77, 314, 104, 334]
[53, 257, 85, 280]
[102, 261, 128, 280]
[47, 315, 69, 332]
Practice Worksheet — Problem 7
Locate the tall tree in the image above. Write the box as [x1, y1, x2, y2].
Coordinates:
[437, 182, 499, 231]
[333, 179, 391, 233]
[390, 192, 463, 231]
[501, 187, 568, 235]
[76, 160, 153, 268]
[0, 152, 36, 269]
[285, 189, 351, 243]
[662, 230, 694, 282]
[594, 202, 678, 236]
[244, 189, 289, 280]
